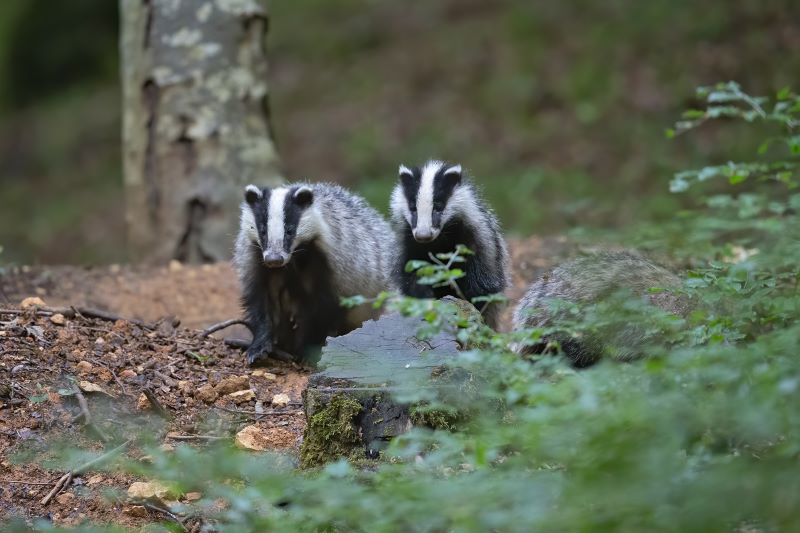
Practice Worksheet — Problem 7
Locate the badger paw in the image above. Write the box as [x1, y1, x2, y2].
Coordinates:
[246, 339, 273, 366]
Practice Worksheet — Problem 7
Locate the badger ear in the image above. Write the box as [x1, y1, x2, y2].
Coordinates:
[443, 164, 462, 185]
[398, 164, 414, 179]
[398, 165, 416, 189]
[294, 186, 314, 207]
[245, 185, 262, 204]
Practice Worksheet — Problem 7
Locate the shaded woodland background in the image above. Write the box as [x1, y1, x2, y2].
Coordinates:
[0, 0, 798, 264]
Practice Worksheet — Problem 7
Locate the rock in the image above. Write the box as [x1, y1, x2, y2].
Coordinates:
[78, 381, 107, 394]
[95, 337, 106, 345]
[195, 384, 218, 404]
[76, 361, 93, 374]
[49, 313, 66, 326]
[20, 296, 47, 309]
[214, 375, 249, 395]
[177, 380, 192, 394]
[251, 370, 277, 380]
[123, 505, 148, 518]
[55, 492, 75, 505]
[184, 491, 202, 502]
[136, 393, 151, 411]
[87, 474, 105, 485]
[271, 393, 291, 408]
[127, 480, 176, 500]
[235, 425, 269, 451]
[168, 259, 183, 272]
[120, 369, 137, 380]
[228, 389, 255, 404]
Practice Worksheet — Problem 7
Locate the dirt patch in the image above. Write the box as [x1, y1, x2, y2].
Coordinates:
[0, 236, 570, 528]
[0, 309, 308, 528]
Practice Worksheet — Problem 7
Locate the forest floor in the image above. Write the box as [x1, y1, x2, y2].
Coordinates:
[0, 236, 570, 530]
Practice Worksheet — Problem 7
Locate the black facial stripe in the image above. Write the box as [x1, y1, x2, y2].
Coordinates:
[250, 188, 271, 249]
[283, 187, 306, 252]
[400, 167, 421, 213]
[432, 165, 460, 218]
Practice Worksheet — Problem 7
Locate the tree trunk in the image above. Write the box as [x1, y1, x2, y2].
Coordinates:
[120, 0, 282, 264]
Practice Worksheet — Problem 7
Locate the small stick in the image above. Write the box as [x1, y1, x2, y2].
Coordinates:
[142, 388, 170, 419]
[153, 370, 177, 387]
[90, 358, 129, 396]
[165, 434, 228, 441]
[2, 480, 55, 486]
[141, 502, 187, 532]
[214, 405, 302, 417]
[40, 472, 72, 505]
[201, 318, 250, 338]
[72, 384, 110, 442]
[41, 438, 132, 505]
[0, 306, 154, 329]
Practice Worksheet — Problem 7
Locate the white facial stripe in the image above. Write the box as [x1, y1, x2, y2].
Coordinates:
[399, 164, 413, 178]
[417, 160, 442, 231]
[444, 164, 461, 176]
[267, 188, 288, 252]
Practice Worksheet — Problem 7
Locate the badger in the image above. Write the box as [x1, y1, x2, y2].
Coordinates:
[512, 251, 689, 366]
[234, 182, 394, 364]
[390, 160, 510, 328]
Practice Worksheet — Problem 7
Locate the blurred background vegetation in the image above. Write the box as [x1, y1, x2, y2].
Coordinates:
[0, 0, 798, 264]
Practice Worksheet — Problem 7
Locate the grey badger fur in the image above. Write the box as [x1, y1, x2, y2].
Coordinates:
[234, 182, 394, 364]
[512, 251, 687, 366]
[390, 160, 510, 328]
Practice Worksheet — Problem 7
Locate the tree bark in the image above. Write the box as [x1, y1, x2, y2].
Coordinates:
[120, 0, 282, 264]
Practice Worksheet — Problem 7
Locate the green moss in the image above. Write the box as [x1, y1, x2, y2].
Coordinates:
[409, 404, 462, 432]
[300, 394, 364, 469]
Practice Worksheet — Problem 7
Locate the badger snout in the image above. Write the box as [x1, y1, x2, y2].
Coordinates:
[263, 250, 290, 268]
[413, 227, 439, 243]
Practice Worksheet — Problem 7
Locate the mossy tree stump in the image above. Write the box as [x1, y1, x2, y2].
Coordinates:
[301, 312, 462, 468]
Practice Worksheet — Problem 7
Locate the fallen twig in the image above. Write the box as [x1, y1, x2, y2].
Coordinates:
[2, 479, 56, 486]
[72, 383, 110, 443]
[214, 405, 302, 418]
[153, 370, 177, 387]
[201, 318, 250, 338]
[141, 502, 188, 532]
[0, 305, 154, 329]
[165, 434, 228, 441]
[142, 388, 170, 419]
[41, 438, 132, 505]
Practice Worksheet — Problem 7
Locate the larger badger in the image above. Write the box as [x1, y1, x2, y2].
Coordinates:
[390, 160, 510, 328]
[234, 183, 394, 364]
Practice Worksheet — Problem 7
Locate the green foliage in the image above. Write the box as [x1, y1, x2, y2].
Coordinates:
[10, 83, 800, 531]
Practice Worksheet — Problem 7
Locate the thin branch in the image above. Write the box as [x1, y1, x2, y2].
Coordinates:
[141, 502, 188, 532]
[165, 434, 228, 441]
[201, 318, 250, 338]
[40, 438, 133, 505]
[72, 383, 110, 443]
[142, 388, 171, 419]
[0, 305, 154, 329]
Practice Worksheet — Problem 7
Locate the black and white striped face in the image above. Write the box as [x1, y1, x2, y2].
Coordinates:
[393, 160, 462, 242]
[242, 184, 315, 268]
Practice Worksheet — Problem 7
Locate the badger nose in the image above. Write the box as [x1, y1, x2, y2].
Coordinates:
[263, 251, 288, 268]
[413, 228, 434, 243]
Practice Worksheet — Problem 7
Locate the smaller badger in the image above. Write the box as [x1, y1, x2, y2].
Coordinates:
[234, 182, 394, 364]
[512, 251, 688, 366]
[390, 160, 510, 328]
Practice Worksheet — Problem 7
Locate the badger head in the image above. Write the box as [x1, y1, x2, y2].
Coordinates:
[392, 160, 463, 243]
[242, 184, 315, 268]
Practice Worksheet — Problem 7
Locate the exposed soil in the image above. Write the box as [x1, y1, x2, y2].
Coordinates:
[0, 236, 568, 529]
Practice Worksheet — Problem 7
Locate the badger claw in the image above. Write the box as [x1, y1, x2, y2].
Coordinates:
[246, 339, 273, 366]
